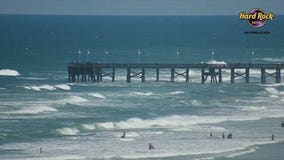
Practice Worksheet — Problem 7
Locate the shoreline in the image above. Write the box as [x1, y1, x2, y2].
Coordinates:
[215, 141, 284, 160]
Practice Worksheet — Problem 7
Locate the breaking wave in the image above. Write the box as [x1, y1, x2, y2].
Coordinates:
[133, 92, 153, 96]
[22, 84, 71, 91]
[6, 105, 58, 114]
[169, 91, 185, 95]
[56, 127, 80, 136]
[55, 84, 71, 90]
[88, 93, 106, 99]
[0, 69, 20, 76]
[23, 85, 56, 91]
[61, 95, 88, 105]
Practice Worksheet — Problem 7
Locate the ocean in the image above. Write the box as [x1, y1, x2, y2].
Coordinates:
[0, 15, 284, 160]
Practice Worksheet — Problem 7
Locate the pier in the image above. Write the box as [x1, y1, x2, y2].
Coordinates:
[68, 62, 284, 84]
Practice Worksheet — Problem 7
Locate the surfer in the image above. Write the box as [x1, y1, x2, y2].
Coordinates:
[120, 131, 126, 138]
[148, 143, 155, 150]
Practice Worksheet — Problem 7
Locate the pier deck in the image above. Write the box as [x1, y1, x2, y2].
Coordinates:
[68, 62, 284, 83]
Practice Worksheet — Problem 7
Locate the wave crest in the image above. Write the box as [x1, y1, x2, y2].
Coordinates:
[56, 127, 79, 135]
[0, 69, 20, 76]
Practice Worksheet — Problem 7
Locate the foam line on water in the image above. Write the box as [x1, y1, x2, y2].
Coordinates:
[22, 85, 56, 91]
[4, 105, 58, 114]
[133, 92, 153, 96]
[88, 93, 106, 99]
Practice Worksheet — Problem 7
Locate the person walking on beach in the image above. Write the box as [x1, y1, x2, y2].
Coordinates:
[148, 143, 155, 150]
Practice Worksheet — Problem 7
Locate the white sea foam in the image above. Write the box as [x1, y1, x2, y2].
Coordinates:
[191, 100, 202, 106]
[96, 115, 225, 130]
[38, 85, 56, 91]
[6, 105, 57, 114]
[265, 87, 279, 95]
[55, 84, 71, 90]
[133, 92, 153, 96]
[241, 106, 266, 111]
[169, 91, 185, 95]
[261, 57, 284, 62]
[225, 147, 256, 158]
[206, 60, 227, 65]
[88, 93, 106, 99]
[81, 124, 96, 130]
[120, 138, 135, 141]
[62, 95, 88, 104]
[56, 127, 79, 135]
[125, 132, 140, 137]
[23, 85, 56, 91]
[0, 69, 20, 76]
[4, 155, 86, 160]
[17, 77, 48, 80]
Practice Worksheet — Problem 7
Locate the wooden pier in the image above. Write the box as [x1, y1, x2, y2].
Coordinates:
[68, 62, 284, 84]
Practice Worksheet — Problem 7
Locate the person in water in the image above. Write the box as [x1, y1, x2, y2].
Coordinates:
[227, 133, 232, 139]
[281, 121, 284, 127]
[209, 132, 213, 138]
[272, 134, 275, 140]
[222, 133, 225, 139]
[148, 143, 155, 150]
[39, 147, 43, 153]
[120, 131, 126, 138]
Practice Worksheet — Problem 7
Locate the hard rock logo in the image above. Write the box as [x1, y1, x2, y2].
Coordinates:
[240, 9, 274, 28]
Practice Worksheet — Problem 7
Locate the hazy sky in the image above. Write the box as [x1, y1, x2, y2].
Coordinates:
[0, 0, 283, 15]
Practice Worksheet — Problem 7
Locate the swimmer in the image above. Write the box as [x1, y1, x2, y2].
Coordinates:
[120, 131, 126, 138]
[148, 143, 155, 150]
[209, 132, 212, 138]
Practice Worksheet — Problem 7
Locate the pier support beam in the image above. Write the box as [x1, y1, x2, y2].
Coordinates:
[231, 68, 235, 83]
[127, 67, 131, 83]
[201, 68, 205, 84]
[245, 68, 249, 83]
[209, 68, 217, 84]
[261, 68, 266, 83]
[218, 68, 222, 83]
[186, 68, 189, 83]
[276, 68, 281, 83]
[142, 68, 145, 82]
[112, 67, 115, 82]
[171, 68, 175, 82]
[156, 68, 160, 82]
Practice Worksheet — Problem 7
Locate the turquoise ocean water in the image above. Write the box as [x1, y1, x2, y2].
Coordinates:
[0, 15, 284, 160]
